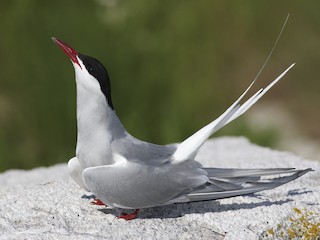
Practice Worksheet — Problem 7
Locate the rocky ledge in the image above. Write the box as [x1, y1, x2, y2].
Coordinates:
[0, 137, 319, 240]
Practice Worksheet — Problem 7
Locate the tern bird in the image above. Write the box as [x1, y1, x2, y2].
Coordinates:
[52, 37, 312, 220]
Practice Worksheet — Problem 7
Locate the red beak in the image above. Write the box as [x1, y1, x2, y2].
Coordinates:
[52, 37, 82, 69]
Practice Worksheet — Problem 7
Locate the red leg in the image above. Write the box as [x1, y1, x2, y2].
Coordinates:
[117, 209, 140, 220]
[91, 198, 106, 206]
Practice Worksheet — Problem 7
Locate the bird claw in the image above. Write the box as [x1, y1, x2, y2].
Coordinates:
[90, 198, 106, 206]
[117, 209, 140, 220]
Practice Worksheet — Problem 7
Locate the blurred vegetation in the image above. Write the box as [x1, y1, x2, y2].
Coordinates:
[0, 0, 320, 171]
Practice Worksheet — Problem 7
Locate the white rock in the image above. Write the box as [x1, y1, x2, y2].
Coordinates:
[0, 137, 319, 240]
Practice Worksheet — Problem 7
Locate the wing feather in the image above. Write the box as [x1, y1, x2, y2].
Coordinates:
[169, 168, 312, 203]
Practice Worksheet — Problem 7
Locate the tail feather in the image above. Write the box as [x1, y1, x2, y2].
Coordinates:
[169, 168, 312, 203]
[204, 167, 297, 178]
[227, 64, 294, 123]
[209, 176, 261, 184]
[208, 179, 243, 191]
[172, 64, 295, 163]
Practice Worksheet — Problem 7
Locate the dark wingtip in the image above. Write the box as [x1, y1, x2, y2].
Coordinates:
[298, 168, 314, 177]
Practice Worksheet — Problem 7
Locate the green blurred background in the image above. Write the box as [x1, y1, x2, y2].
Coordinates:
[1, 0, 320, 171]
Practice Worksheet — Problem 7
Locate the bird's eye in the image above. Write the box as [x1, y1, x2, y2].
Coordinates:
[88, 67, 94, 73]
[85, 63, 94, 73]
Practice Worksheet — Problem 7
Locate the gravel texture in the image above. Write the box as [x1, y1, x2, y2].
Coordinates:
[0, 137, 319, 240]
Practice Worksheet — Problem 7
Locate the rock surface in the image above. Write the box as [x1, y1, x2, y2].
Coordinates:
[0, 137, 319, 240]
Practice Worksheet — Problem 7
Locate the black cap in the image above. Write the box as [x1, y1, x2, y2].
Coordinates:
[78, 53, 114, 109]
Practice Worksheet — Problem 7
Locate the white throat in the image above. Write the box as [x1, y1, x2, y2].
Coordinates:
[73, 61, 126, 168]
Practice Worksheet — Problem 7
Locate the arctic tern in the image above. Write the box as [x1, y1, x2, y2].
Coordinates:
[52, 37, 312, 220]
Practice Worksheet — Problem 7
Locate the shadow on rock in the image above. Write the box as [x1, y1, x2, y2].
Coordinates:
[97, 197, 293, 219]
[287, 188, 313, 196]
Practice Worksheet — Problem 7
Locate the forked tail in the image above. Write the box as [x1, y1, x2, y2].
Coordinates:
[173, 15, 293, 163]
[172, 63, 295, 163]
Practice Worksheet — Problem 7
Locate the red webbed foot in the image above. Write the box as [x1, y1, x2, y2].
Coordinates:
[117, 209, 140, 220]
[91, 198, 106, 206]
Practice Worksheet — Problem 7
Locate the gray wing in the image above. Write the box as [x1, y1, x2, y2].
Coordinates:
[166, 167, 313, 204]
[82, 158, 208, 209]
[111, 134, 177, 165]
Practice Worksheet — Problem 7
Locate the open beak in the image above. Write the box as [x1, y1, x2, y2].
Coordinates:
[52, 37, 82, 69]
